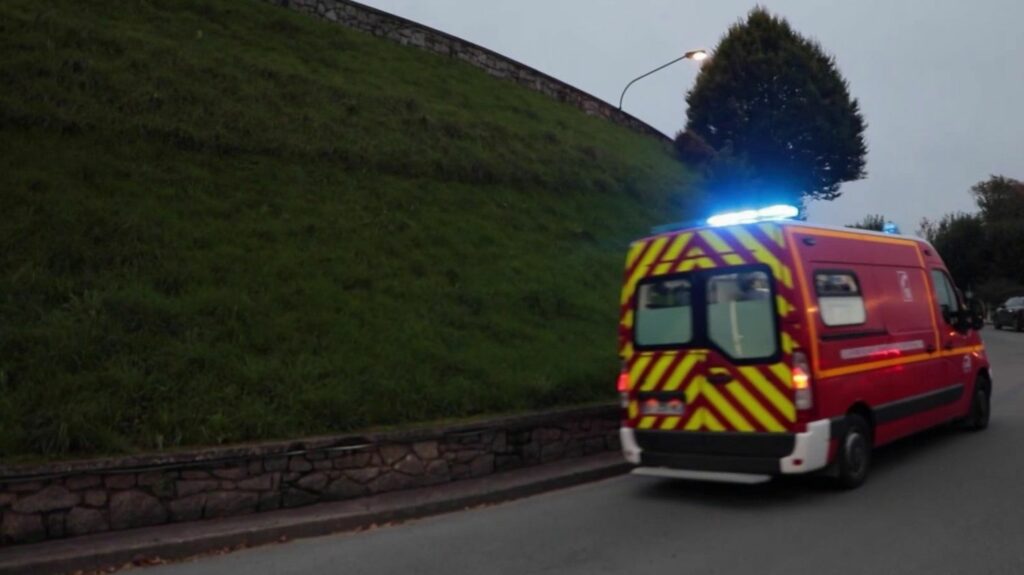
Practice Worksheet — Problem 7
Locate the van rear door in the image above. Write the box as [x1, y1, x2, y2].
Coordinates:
[629, 265, 797, 434]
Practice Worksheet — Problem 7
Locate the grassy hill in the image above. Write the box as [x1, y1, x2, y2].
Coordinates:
[0, 0, 694, 460]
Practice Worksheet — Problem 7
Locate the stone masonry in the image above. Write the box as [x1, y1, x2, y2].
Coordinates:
[0, 404, 620, 545]
[266, 0, 670, 143]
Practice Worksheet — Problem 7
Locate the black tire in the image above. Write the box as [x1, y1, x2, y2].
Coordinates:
[835, 414, 872, 489]
[993, 321, 1001, 330]
[964, 378, 991, 432]
[1016, 315, 1023, 332]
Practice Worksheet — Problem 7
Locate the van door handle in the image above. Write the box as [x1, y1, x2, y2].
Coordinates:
[926, 344, 936, 353]
[944, 341, 954, 350]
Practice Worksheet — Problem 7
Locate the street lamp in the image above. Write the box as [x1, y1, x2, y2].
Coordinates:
[618, 49, 709, 110]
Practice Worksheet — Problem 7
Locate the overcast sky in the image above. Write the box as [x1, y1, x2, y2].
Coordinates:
[360, 0, 1024, 232]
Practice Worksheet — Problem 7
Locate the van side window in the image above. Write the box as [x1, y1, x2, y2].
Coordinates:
[930, 270, 961, 318]
[815, 272, 866, 327]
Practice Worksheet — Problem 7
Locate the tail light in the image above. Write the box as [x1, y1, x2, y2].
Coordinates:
[617, 362, 631, 408]
[792, 351, 813, 411]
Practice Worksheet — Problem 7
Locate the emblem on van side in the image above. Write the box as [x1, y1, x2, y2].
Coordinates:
[962, 355, 972, 374]
[897, 271, 913, 302]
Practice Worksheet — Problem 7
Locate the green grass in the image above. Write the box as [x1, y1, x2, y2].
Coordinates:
[0, 0, 695, 460]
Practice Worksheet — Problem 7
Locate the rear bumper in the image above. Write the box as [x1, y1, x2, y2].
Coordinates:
[621, 420, 832, 483]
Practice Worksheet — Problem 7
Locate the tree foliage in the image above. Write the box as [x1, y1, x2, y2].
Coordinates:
[919, 212, 988, 290]
[971, 176, 1024, 223]
[921, 175, 1024, 304]
[686, 7, 867, 204]
[847, 214, 885, 231]
[672, 130, 716, 166]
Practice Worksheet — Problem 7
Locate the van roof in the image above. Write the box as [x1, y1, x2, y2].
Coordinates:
[641, 219, 934, 250]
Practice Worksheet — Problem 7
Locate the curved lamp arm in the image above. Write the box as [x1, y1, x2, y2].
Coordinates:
[618, 50, 708, 111]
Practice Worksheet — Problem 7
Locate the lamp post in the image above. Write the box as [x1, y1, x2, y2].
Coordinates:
[618, 49, 708, 110]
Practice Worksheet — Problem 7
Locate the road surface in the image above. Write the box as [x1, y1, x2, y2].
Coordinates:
[152, 328, 1024, 575]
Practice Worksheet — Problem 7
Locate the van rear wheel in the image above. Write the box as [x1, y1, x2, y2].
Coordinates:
[836, 414, 871, 489]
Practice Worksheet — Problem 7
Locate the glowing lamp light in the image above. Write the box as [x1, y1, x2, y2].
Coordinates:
[706, 204, 800, 227]
[685, 49, 709, 62]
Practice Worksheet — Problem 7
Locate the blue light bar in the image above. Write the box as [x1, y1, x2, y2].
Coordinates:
[706, 204, 799, 227]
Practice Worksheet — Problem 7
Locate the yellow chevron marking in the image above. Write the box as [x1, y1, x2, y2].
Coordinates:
[622, 343, 634, 360]
[654, 235, 692, 274]
[780, 264, 793, 289]
[638, 416, 657, 429]
[640, 354, 676, 391]
[653, 262, 674, 275]
[626, 241, 646, 270]
[776, 295, 795, 317]
[629, 355, 652, 383]
[677, 259, 696, 272]
[695, 229, 749, 265]
[781, 332, 796, 355]
[622, 309, 634, 329]
[685, 246, 706, 258]
[725, 381, 785, 432]
[704, 410, 726, 431]
[663, 353, 700, 391]
[660, 416, 681, 430]
[621, 237, 668, 305]
[703, 383, 754, 431]
[628, 401, 639, 420]
[683, 374, 704, 403]
[684, 407, 704, 430]
[698, 230, 734, 254]
[758, 223, 786, 248]
[728, 227, 794, 289]
[769, 363, 793, 388]
[739, 366, 796, 423]
[695, 257, 716, 269]
[723, 253, 746, 265]
[661, 232, 692, 263]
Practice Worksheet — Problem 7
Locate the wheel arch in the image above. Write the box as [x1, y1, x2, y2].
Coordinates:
[846, 401, 875, 432]
[976, 368, 992, 394]
[829, 401, 876, 444]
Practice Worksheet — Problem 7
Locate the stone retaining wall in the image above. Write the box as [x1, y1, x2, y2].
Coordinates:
[266, 0, 670, 142]
[0, 404, 620, 545]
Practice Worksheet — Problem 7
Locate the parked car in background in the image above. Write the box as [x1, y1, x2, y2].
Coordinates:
[993, 297, 1024, 331]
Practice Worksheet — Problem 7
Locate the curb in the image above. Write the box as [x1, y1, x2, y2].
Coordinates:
[0, 453, 629, 575]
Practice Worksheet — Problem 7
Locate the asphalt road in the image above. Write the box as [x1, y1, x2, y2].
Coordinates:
[153, 329, 1024, 575]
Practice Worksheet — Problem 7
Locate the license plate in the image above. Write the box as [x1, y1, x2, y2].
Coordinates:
[640, 400, 684, 416]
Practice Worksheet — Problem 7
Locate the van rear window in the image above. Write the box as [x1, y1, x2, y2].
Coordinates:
[635, 279, 693, 347]
[633, 266, 779, 362]
[706, 271, 777, 359]
[815, 271, 866, 326]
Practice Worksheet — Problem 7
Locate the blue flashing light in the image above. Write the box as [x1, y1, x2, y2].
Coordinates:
[883, 221, 901, 235]
[706, 204, 799, 227]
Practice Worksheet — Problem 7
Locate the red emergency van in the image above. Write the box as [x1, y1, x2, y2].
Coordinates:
[617, 213, 990, 487]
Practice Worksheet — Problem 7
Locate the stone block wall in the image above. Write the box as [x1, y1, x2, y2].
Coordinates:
[266, 0, 670, 143]
[0, 404, 620, 545]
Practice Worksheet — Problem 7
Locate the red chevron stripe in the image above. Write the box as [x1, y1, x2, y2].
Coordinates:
[730, 365, 793, 429]
[645, 352, 689, 393]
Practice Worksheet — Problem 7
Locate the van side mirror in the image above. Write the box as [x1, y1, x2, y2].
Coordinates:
[940, 304, 953, 326]
[966, 298, 985, 331]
